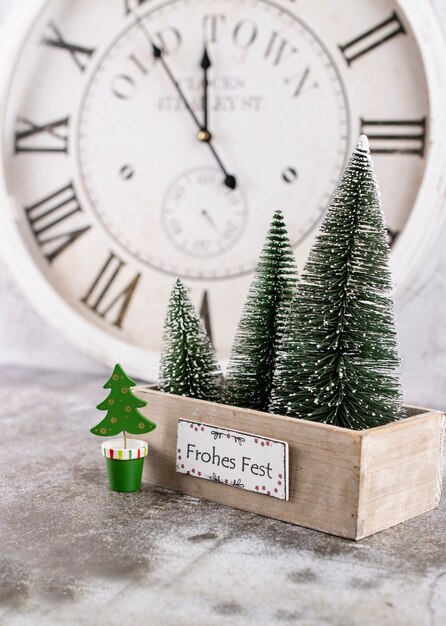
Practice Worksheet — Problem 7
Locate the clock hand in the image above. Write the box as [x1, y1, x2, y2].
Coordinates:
[151, 43, 202, 132]
[152, 44, 237, 190]
[205, 142, 237, 190]
[197, 47, 237, 190]
[201, 208, 219, 232]
[200, 47, 211, 136]
[130, 9, 237, 190]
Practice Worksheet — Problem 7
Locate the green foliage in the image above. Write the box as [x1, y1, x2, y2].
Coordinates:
[270, 136, 402, 429]
[225, 210, 298, 412]
[91, 363, 156, 437]
[159, 278, 222, 401]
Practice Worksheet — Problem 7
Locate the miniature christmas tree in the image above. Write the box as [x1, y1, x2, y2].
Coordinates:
[270, 136, 402, 429]
[159, 278, 222, 401]
[225, 210, 298, 412]
[91, 363, 156, 447]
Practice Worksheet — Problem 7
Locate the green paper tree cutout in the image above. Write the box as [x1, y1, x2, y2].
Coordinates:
[159, 278, 222, 401]
[270, 135, 402, 429]
[225, 209, 298, 412]
[90, 363, 156, 446]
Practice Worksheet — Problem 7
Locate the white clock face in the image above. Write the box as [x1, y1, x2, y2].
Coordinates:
[0, 0, 438, 377]
[76, 0, 349, 279]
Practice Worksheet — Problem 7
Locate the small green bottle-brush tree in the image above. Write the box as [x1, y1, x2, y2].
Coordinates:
[159, 278, 222, 401]
[225, 209, 298, 412]
[270, 135, 402, 429]
[91, 363, 156, 447]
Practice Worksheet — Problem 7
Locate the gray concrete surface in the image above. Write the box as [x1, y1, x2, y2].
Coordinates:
[1, 367, 445, 626]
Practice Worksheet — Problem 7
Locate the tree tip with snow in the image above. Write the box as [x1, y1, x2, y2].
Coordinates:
[273, 209, 285, 220]
[356, 134, 370, 154]
[172, 277, 187, 296]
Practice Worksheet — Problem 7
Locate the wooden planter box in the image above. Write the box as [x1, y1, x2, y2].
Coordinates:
[135, 386, 444, 540]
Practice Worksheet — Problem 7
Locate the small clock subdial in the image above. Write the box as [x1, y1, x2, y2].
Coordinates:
[162, 167, 247, 257]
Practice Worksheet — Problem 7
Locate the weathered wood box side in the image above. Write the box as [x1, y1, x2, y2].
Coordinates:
[357, 408, 444, 538]
[134, 387, 444, 540]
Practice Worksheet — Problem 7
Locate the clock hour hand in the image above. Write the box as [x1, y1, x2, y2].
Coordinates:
[200, 47, 211, 137]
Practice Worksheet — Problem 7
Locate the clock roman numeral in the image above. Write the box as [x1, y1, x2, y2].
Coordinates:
[81, 252, 141, 328]
[15, 116, 69, 154]
[339, 11, 405, 66]
[199, 290, 213, 346]
[361, 118, 427, 156]
[264, 31, 297, 66]
[24, 182, 91, 263]
[41, 22, 96, 72]
[124, 0, 150, 16]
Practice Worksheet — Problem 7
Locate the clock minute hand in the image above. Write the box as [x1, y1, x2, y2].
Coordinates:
[152, 43, 202, 130]
[152, 44, 237, 190]
[128, 7, 202, 131]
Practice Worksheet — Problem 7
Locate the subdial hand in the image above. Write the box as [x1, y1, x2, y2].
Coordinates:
[201, 208, 219, 232]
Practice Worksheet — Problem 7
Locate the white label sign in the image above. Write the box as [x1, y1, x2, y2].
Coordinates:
[176, 419, 289, 500]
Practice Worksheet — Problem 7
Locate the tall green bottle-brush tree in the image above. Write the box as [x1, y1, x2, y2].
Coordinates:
[159, 278, 222, 401]
[271, 135, 402, 429]
[225, 210, 298, 412]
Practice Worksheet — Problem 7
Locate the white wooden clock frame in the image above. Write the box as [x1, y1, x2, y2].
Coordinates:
[0, 0, 445, 380]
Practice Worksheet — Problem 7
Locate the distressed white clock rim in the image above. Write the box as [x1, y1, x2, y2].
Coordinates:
[0, 0, 445, 381]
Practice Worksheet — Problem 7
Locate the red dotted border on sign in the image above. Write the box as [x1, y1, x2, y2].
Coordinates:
[180, 421, 286, 500]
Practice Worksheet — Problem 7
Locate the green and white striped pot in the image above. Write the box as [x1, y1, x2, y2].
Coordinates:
[101, 439, 148, 492]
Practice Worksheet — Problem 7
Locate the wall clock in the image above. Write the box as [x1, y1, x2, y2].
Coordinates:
[0, 0, 446, 379]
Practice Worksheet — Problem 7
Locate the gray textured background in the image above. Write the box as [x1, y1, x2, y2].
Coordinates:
[0, 0, 446, 409]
